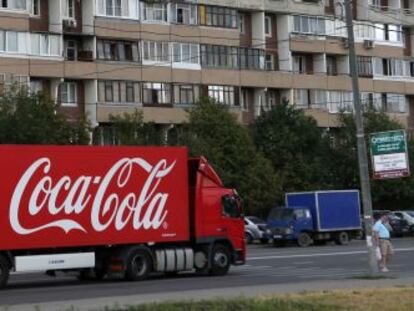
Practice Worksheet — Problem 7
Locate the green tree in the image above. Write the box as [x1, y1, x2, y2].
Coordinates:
[333, 108, 414, 209]
[184, 97, 281, 216]
[252, 100, 332, 195]
[0, 89, 90, 144]
[108, 109, 164, 146]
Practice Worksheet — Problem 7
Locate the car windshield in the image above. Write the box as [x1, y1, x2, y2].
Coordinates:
[407, 212, 414, 218]
[268, 208, 294, 221]
[247, 216, 264, 224]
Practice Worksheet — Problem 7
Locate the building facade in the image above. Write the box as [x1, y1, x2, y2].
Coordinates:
[1, 0, 414, 141]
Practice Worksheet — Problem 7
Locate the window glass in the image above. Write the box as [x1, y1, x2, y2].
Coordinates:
[7, 32, 17, 52]
[222, 195, 241, 218]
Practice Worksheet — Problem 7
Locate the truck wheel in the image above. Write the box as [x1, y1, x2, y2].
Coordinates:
[245, 233, 253, 244]
[335, 232, 349, 245]
[125, 249, 152, 281]
[297, 233, 312, 247]
[210, 244, 231, 276]
[0, 255, 9, 289]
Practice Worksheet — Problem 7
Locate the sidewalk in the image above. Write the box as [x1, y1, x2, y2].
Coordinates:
[3, 275, 414, 311]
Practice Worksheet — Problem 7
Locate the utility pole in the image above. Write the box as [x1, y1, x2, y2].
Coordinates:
[343, 0, 379, 275]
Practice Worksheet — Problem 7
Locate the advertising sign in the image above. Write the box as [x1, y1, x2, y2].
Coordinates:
[0, 145, 189, 251]
[370, 130, 410, 180]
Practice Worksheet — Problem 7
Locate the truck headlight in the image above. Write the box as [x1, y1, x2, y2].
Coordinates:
[285, 228, 293, 234]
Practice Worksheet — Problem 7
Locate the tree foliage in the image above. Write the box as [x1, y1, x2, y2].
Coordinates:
[252, 100, 333, 196]
[108, 109, 164, 146]
[183, 97, 281, 216]
[0, 89, 90, 144]
[333, 108, 414, 209]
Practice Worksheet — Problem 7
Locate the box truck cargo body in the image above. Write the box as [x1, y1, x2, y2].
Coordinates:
[0, 145, 245, 288]
[268, 190, 361, 247]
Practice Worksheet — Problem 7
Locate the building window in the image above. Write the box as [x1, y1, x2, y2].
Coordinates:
[239, 47, 265, 70]
[202, 5, 237, 29]
[294, 89, 311, 108]
[0, 0, 26, 10]
[201, 45, 239, 69]
[265, 16, 272, 37]
[170, 3, 197, 25]
[60, 82, 77, 106]
[143, 2, 167, 22]
[143, 83, 171, 104]
[326, 55, 337, 76]
[239, 13, 245, 34]
[374, 58, 404, 77]
[31, 0, 40, 15]
[172, 43, 199, 64]
[0, 73, 29, 93]
[29, 80, 43, 94]
[293, 55, 308, 74]
[173, 85, 199, 105]
[142, 41, 170, 62]
[98, 80, 141, 103]
[63, 0, 75, 18]
[0, 31, 28, 54]
[357, 56, 373, 77]
[265, 54, 274, 71]
[96, 0, 139, 18]
[97, 40, 139, 62]
[31, 33, 60, 56]
[383, 93, 406, 113]
[208, 85, 236, 106]
[293, 15, 326, 35]
[65, 40, 77, 61]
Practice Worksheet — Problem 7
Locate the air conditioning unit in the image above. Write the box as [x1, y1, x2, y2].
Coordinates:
[63, 19, 77, 28]
[363, 40, 374, 49]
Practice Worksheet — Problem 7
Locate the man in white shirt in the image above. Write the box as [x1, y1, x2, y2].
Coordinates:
[373, 213, 394, 272]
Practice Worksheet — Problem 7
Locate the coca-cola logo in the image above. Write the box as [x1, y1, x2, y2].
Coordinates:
[9, 157, 176, 235]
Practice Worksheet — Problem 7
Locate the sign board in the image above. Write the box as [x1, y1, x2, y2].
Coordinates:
[370, 130, 410, 180]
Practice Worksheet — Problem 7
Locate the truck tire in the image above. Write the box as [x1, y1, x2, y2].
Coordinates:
[210, 244, 231, 276]
[0, 255, 9, 289]
[335, 232, 349, 245]
[245, 233, 253, 244]
[297, 233, 312, 247]
[125, 249, 152, 281]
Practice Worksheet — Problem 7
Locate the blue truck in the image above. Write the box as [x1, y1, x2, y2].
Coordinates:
[268, 190, 362, 247]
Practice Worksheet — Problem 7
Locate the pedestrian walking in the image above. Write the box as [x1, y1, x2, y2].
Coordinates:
[373, 213, 394, 272]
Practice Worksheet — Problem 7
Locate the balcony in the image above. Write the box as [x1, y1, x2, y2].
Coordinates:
[360, 4, 414, 26]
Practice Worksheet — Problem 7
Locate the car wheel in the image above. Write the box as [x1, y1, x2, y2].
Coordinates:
[335, 231, 350, 245]
[245, 232, 253, 244]
[260, 238, 269, 244]
[297, 233, 312, 247]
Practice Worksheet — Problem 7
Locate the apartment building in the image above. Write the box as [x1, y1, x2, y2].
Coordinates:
[0, 0, 413, 142]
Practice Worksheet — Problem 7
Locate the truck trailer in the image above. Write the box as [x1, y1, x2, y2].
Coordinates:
[268, 190, 361, 247]
[0, 145, 245, 288]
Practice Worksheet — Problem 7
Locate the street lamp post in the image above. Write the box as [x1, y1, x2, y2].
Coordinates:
[343, 0, 379, 275]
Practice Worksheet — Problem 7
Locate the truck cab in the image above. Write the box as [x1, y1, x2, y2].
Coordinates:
[267, 206, 313, 246]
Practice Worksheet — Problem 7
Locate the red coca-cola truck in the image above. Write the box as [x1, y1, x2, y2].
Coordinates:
[0, 145, 245, 288]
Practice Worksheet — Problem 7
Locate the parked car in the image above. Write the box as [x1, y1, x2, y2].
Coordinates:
[394, 211, 414, 235]
[244, 216, 271, 244]
[388, 212, 411, 237]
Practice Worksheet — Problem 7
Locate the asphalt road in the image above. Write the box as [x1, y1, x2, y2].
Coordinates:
[1, 238, 414, 307]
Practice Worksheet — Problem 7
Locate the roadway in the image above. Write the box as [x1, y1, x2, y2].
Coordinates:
[1, 238, 414, 308]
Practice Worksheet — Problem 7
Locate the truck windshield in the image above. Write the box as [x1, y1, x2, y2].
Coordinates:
[268, 208, 294, 221]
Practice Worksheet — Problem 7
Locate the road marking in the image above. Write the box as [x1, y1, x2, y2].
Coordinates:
[247, 247, 414, 261]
